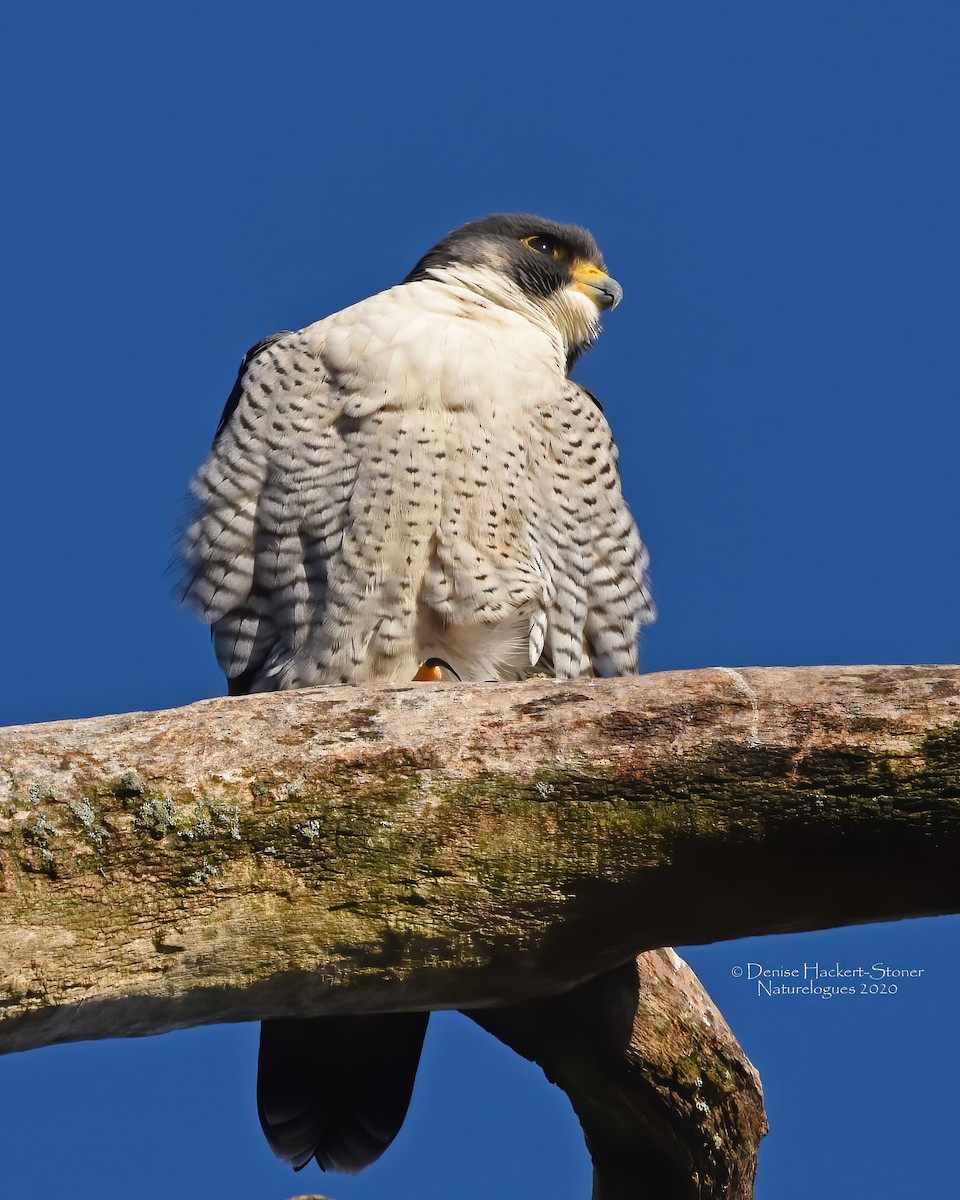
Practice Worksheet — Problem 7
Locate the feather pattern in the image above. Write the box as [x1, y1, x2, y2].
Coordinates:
[181, 277, 653, 689]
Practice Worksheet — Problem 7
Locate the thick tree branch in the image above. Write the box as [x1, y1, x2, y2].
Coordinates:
[0, 665, 957, 1058]
[3, 664, 954, 1199]
[472, 949, 766, 1200]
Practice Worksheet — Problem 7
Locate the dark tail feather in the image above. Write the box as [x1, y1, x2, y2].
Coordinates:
[257, 1013, 429, 1173]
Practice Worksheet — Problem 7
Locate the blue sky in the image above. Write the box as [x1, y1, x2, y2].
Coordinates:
[2, 2, 957, 1196]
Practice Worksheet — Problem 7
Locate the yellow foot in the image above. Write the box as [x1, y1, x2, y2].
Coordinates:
[413, 658, 462, 682]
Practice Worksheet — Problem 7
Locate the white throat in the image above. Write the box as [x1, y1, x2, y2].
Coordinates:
[425, 263, 601, 361]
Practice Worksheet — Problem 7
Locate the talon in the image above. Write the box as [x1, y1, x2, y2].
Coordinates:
[413, 658, 461, 682]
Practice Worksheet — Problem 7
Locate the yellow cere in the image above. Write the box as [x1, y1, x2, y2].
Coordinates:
[570, 261, 612, 285]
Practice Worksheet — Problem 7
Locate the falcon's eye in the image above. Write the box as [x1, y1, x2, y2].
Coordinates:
[522, 234, 566, 260]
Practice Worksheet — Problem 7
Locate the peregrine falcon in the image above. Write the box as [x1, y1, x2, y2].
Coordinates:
[180, 213, 655, 1172]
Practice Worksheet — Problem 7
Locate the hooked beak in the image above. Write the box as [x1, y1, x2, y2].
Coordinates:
[571, 261, 623, 310]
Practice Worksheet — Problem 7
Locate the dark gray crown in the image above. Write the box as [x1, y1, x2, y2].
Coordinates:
[405, 213, 606, 288]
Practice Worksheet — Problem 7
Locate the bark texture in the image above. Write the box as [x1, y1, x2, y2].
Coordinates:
[1, 666, 958, 1054]
[3, 663, 956, 1198]
[472, 949, 766, 1200]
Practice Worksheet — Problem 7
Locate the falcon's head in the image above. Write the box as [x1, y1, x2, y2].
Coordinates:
[405, 214, 622, 369]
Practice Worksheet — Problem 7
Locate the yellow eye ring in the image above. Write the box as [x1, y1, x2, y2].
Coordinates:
[522, 234, 566, 260]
